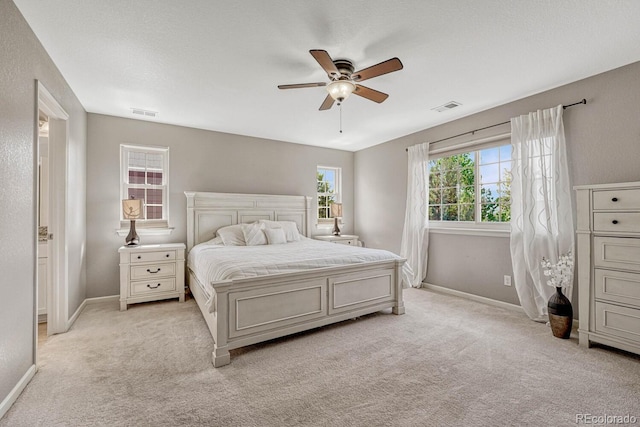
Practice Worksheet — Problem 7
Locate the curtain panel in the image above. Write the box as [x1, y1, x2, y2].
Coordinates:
[400, 142, 430, 288]
[510, 105, 574, 321]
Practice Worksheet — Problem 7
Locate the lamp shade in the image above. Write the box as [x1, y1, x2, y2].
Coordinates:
[330, 202, 343, 218]
[327, 80, 356, 102]
[122, 198, 142, 220]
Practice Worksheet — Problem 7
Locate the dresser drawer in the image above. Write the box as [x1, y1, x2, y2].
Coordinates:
[593, 189, 640, 210]
[594, 237, 640, 272]
[595, 269, 640, 308]
[131, 263, 176, 280]
[130, 278, 176, 296]
[595, 302, 640, 343]
[130, 250, 176, 263]
[593, 212, 640, 233]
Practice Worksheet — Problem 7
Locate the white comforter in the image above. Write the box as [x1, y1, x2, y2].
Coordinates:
[188, 238, 401, 292]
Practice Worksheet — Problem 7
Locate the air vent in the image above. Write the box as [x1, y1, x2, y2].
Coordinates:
[131, 108, 158, 118]
[431, 101, 461, 112]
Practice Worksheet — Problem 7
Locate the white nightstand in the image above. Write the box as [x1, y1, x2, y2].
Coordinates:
[313, 234, 360, 246]
[118, 243, 186, 311]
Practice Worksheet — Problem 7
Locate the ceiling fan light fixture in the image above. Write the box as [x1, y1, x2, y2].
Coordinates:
[327, 80, 356, 102]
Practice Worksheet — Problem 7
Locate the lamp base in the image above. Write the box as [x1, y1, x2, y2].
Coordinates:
[332, 217, 341, 236]
[126, 220, 140, 246]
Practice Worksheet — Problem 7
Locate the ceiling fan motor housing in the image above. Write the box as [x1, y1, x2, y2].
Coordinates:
[332, 59, 355, 79]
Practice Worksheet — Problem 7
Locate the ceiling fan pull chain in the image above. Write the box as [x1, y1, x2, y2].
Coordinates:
[339, 103, 343, 134]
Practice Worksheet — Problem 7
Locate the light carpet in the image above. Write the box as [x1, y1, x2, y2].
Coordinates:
[2, 288, 639, 427]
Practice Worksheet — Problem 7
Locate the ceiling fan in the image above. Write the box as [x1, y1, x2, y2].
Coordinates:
[278, 49, 403, 111]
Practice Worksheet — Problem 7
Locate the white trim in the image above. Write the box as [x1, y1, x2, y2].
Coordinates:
[0, 365, 36, 419]
[66, 299, 86, 330]
[421, 283, 581, 328]
[428, 225, 510, 238]
[421, 283, 524, 312]
[37, 81, 69, 340]
[115, 227, 174, 237]
[85, 295, 120, 304]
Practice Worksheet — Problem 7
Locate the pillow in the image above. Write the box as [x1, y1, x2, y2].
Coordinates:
[259, 220, 301, 242]
[216, 224, 245, 246]
[204, 236, 223, 245]
[242, 222, 268, 246]
[263, 227, 287, 245]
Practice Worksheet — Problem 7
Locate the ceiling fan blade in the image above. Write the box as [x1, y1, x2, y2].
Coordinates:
[352, 58, 403, 82]
[319, 94, 335, 110]
[278, 82, 327, 90]
[310, 49, 340, 78]
[354, 84, 389, 103]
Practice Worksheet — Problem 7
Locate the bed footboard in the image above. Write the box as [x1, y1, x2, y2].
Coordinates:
[189, 259, 405, 367]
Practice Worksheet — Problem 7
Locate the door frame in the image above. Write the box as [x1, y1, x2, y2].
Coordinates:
[36, 81, 69, 342]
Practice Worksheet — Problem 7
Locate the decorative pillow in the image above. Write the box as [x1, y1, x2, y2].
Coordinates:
[216, 224, 245, 246]
[263, 227, 287, 245]
[204, 236, 223, 245]
[242, 222, 268, 246]
[259, 220, 301, 242]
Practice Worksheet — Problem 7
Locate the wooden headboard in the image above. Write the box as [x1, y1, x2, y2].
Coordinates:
[184, 192, 312, 251]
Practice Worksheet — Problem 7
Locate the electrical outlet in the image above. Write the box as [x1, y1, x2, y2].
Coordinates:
[503, 275, 512, 286]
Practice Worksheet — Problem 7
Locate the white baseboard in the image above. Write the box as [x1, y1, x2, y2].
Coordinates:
[421, 282, 524, 313]
[66, 295, 119, 330]
[0, 365, 36, 419]
[420, 283, 580, 329]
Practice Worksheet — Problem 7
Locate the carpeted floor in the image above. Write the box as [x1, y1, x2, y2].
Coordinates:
[2, 288, 639, 427]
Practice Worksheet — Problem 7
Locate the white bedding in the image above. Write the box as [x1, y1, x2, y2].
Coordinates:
[188, 237, 401, 298]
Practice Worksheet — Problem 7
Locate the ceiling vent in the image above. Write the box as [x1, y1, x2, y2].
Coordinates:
[431, 101, 461, 112]
[131, 108, 158, 118]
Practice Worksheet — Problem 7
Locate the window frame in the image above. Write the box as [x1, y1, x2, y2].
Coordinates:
[119, 144, 171, 232]
[316, 165, 342, 226]
[427, 139, 512, 237]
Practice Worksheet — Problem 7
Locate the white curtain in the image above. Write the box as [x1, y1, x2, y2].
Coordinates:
[510, 105, 574, 321]
[400, 142, 430, 288]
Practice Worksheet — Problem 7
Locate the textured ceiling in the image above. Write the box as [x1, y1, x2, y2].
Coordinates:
[13, 0, 640, 151]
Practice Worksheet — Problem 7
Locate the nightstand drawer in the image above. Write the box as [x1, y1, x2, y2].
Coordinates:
[593, 189, 640, 211]
[131, 263, 176, 280]
[335, 239, 357, 245]
[131, 278, 176, 296]
[130, 250, 176, 263]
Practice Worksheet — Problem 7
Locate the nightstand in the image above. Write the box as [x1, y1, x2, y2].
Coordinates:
[118, 243, 186, 311]
[313, 234, 360, 246]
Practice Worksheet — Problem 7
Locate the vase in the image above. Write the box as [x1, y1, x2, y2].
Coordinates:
[548, 287, 573, 339]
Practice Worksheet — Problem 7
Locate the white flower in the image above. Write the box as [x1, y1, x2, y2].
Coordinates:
[541, 251, 574, 289]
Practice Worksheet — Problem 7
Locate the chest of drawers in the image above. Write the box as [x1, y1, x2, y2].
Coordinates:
[575, 182, 640, 355]
[118, 243, 186, 311]
[313, 234, 360, 246]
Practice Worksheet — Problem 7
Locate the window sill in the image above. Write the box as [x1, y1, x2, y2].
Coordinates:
[116, 227, 174, 237]
[428, 226, 510, 238]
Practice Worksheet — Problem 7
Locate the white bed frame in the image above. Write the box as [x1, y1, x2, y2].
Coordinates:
[185, 192, 405, 367]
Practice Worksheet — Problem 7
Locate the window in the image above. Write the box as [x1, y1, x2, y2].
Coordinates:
[120, 144, 169, 228]
[317, 166, 341, 223]
[428, 144, 511, 225]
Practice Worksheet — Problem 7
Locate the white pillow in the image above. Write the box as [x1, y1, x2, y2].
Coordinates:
[264, 227, 287, 245]
[259, 220, 301, 242]
[216, 224, 245, 246]
[242, 222, 268, 246]
[204, 236, 223, 245]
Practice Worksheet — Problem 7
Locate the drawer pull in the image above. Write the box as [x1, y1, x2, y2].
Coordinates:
[137, 255, 142, 259]
[612, 197, 618, 202]
[147, 268, 161, 274]
[612, 220, 619, 225]
[166, 254, 170, 258]
[147, 283, 161, 289]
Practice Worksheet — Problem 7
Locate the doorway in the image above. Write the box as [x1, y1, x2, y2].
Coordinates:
[36, 81, 69, 359]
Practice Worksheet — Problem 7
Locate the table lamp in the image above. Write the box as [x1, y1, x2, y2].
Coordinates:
[330, 202, 343, 236]
[122, 198, 142, 246]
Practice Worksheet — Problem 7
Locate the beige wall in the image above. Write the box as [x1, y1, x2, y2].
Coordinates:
[355, 61, 640, 310]
[0, 0, 87, 408]
[86, 114, 354, 297]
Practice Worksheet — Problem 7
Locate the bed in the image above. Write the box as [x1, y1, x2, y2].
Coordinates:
[185, 191, 406, 367]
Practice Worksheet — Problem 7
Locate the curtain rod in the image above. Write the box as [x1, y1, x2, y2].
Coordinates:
[405, 98, 587, 152]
